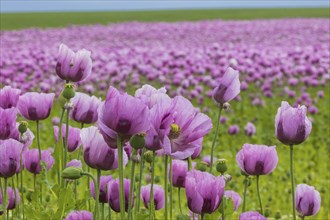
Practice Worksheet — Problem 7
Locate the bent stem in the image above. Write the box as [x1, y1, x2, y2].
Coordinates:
[149, 151, 156, 220]
[128, 149, 137, 220]
[242, 176, 248, 212]
[117, 135, 126, 220]
[209, 106, 222, 173]
[82, 172, 99, 220]
[164, 155, 169, 220]
[290, 145, 296, 220]
[256, 176, 263, 215]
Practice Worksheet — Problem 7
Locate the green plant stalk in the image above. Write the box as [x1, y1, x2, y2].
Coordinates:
[290, 145, 296, 220]
[209, 106, 223, 173]
[78, 123, 84, 160]
[87, 166, 91, 211]
[57, 108, 65, 185]
[59, 108, 65, 187]
[178, 187, 182, 214]
[20, 171, 25, 220]
[164, 155, 168, 220]
[221, 198, 225, 220]
[12, 178, 17, 218]
[256, 176, 263, 215]
[108, 204, 111, 220]
[117, 135, 126, 220]
[97, 169, 101, 220]
[136, 148, 145, 214]
[149, 151, 156, 220]
[82, 172, 99, 220]
[201, 213, 205, 220]
[36, 120, 43, 202]
[128, 149, 137, 220]
[16, 174, 19, 217]
[102, 203, 105, 220]
[188, 157, 192, 170]
[242, 176, 248, 212]
[63, 108, 70, 177]
[3, 178, 8, 220]
[169, 158, 173, 219]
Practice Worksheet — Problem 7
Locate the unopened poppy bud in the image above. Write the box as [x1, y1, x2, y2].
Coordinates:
[275, 211, 281, 219]
[62, 83, 75, 100]
[144, 151, 153, 163]
[216, 159, 228, 174]
[264, 207, 271, 217]
[62, 167, 83, 180]
[195, 162, 208, 171]
[18, 121, 28, 134]
[130, 133, 146, 149]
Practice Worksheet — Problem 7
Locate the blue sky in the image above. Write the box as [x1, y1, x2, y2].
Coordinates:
[1, 0, 329, 13]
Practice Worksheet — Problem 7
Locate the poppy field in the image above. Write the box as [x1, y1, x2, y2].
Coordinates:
[0, 11, 329, 220]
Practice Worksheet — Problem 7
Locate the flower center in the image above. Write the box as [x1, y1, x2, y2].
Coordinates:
[169, 123, 181, 140]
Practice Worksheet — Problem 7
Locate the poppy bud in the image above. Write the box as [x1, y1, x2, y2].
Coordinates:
[130, 133, 146, 149]
[62, 167, 83, 180]
[144, 151, 153, 163]
[18, 121, 28, 134]
[216, 159, 228, 174]
[62, 83, 75, 100]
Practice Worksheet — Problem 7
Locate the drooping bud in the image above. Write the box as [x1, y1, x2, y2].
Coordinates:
[62, 167, 83, 180]
[130, 133, 146, 149]
[62, 83, 75, 100]
[144, 151, 153, 163]
[169, 123, 181, 139]
[216, 159, 228, 175]
[18, 121, 28, 134]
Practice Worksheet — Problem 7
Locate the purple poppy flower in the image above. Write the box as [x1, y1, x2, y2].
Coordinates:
[191, 144, 202, 159]
[220, 116, 227, 124]
[275, 101, 312, 145]
[185, 170, 225, 214]
[308, 106, 318, 115]
[0, 107, 17, 140]
[236, 144, 278, 176]
[9, 123, 35, 151]
[296, 184, 321, 217]
[56, 44, 92, 82]
[202, 155, 217, 167]
[0, 187, 20, 210]
[70, 92, 101, 124]
[80, 126, 128, 170]
[52, 117, 60, 125]
[135, 84, 168, 108]
[163, 96, 212, 160]
[98, 93, 150, 148]
[54, 125, 81, 152]
[90, 175, 113, 203]
[141, 184, 165, 210]
[239, 211, 266, 220]
[224, 190, 242, 211]
[107, 178, 132, 212]
[170, 159, 188, 188]
[22, 148, 55, 174]
[0, 139, 23, 178]
[145, 95, 174, 151]
[17, 92, 55, 121]
[105, 86, 121, 101]
[212, 67, 241, 105]
[64, 210, 93, 220]
[66, 159, 82, 168]
[244, 122, 256, 137]
[317, 91, 324, 98]
[0, 86, 21, 109]
[228, 125, 240, 135]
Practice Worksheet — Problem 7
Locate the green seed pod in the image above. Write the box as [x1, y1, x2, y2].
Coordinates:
[144, 151, 153, 164]
[264, 207, 271, 217]
[18, 121, 28, 134]
[61, 167, 83, 180]
[129, 133, 146, 149]
[275, 211, 281, 219]
[195, 162, 208, 172]
[216, 159, 228, 174]
[62, 83, 75, 100]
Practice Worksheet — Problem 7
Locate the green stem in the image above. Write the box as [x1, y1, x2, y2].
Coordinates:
[36, 120, 42, 202]
[3, 178, 8, 220]
[16, 174, 19, 217]
[128, 149, 137, 220]
[21, 170, 25, 220]
[108, 204, 111, 220]
[33, 174, 36, 193]
[242, 176, 248, 212]
[57, 108, 65, 185]
[87, 166, 91, 211]
[290, 145, 296, 220]
[82, 172, 99, 220]
[178, 187, 182, 214]
[117, 135, 126, 220]
[136, 148, 145, 214]
[169, 158, 173, 219]
[209, 106, 222, 173]
[74, 180, 77, 200]
[201, 213, 205, 220]
[164, 155, 168, 220]
[149, 151, 156, 220]
[188, 157, 192, 170]
[12, 178, 17, 218]
[256, 176, 263, 215]
[221, 198, 225, 220]
[102, 202, 105, 220]
[59, 107, 65, 187]
[97, 169, 101, 220]
[64, 107, 70, 176]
